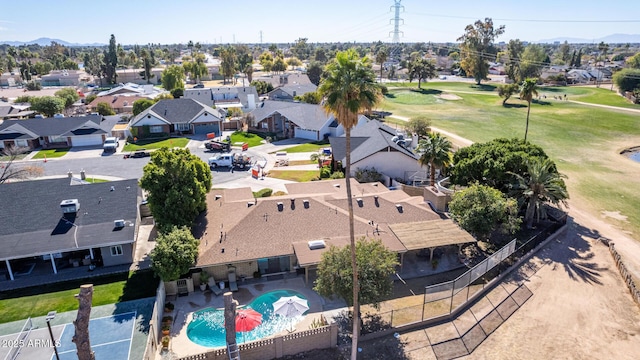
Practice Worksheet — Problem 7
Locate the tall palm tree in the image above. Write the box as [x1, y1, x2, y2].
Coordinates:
[318, 49, 381, 360]
[510, 158, 569, 229]
[519, 78, 539, 141]
[416, 133, 453, 187]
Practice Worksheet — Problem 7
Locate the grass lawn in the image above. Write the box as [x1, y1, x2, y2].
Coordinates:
[379, 82, 640, 237]
[230, 131, 264, 148]
[0, 153, 28, 161]
[123, 137, 189, 151]
[84, 177, 109, 183]
[31, 148, 70, 159]
[0, 270, 158, 324]
[282, 141, 329, 153]
[268, 170, 319, 182]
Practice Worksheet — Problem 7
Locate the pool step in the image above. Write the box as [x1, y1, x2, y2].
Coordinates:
[227, 342, 240, 360]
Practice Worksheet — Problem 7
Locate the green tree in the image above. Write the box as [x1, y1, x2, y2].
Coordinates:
[558, 41, 571, 64]
[318, 49, 381, 360]
[509, 158, 569, 229]
[259, 51, 273, 73]
[497, 83, 519, 105]
[139, 148, 212, 233]
[405, 116, 431, 139]
[314, 238, 398, 309]
[294, 91, 321, 104]
[132, 99, 155, 116]
[450, 138, 551, 193]
[220, 46, 237, 84]
[306, 61, 323, 86]
[449, 183, 521, 241]
[286, 57, 302, 71]
[519, 45, 547, 79]
[139, 49, 154, 84]
[613, 68, 640, 94]
[313, 48, 328, 64]
[272, 56, 287, 74]
[291, 38, 311, 60]
[250, 80, 274, 95]
[170, 88, 184, 99]
[519, 78, 539, 141]
[457, 18, 505, 85]
[409, 58, 436, 89]
[30, 96, 65, 117]
[375, 46, 388, 81]
[416, 133, 453, 187]
[626, 52, 640, 69]
[150, 226, 199, 281]
[103, 34, 118, 84]
[54, 88, 80, 110]
[96, 102, 116, 116]
[161, 65, 186, 91]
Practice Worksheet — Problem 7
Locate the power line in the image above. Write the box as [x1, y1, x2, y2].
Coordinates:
[412, 12, 640, 23]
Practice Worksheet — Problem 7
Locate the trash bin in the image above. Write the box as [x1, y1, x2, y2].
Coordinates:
[219, 281, 225, 290]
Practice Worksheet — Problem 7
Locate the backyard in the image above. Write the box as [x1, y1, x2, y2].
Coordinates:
[378, 82, 640, 239]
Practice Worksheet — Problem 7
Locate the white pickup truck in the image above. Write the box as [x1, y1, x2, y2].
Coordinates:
[103, 137, 119, 152]
[208, 153, 252, 169]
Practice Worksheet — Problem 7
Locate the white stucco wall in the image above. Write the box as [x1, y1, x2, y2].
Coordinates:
[131, 114, 168, 126]
[352, 151, 424, 181]
[294, 128, 319, 141]
[191, 112, 222, 124]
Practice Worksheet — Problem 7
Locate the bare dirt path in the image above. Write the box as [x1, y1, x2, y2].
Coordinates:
[567, 100, 640, 113]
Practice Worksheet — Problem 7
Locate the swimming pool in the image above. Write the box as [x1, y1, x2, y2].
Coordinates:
[187, 289, 308, 347]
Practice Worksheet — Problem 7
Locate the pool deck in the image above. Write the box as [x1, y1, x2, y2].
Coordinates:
[160, 277, 346, 359]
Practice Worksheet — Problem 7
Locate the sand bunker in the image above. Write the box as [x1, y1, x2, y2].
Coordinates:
[438, 93, 462, 101]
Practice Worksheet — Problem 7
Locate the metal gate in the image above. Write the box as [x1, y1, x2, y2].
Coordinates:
[176, 279, 188, 296]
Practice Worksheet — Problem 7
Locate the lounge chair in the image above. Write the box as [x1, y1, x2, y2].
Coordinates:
[228, 270, 239, 292]
[208, 278, 223, 296]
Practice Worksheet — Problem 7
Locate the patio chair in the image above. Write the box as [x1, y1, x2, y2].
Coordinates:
[228, 270, 239, 292]
[208, 278, 223, 296]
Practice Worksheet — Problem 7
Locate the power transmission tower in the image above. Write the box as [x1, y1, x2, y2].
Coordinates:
[260, 31, 263, 44]
[389, 0, 404, 43]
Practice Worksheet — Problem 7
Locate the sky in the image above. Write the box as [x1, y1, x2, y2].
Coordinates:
[1, 0, 639, 45]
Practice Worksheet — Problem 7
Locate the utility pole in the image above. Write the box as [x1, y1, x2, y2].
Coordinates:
[260, 31, 263, 44]
[233, 34, 236, 44]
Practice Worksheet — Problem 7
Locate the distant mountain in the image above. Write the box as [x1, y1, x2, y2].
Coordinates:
[537, 33, 640, 44]
[0, 37, 106, 47]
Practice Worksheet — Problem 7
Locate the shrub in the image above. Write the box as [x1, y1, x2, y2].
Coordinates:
[330, 171, 344, 179]
[25, 82, 42, 91]
[252, 188, 273, 198]
[319, 166, 331, 179]
[355, 167, 383, 183]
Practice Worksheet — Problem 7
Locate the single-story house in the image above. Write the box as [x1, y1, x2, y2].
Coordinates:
[183, 86, 259, 112]
[248, 100, 358, 141]
[96, 82, 166, 99]
[567, 69, 596, 83]
[128, 98, 225, 137]
[88, 95, 147, 114]
[114, 68, 164, 85]
[196, 179, 475, 284]
[0, 72, 23, 87]
[0, 114, 108, 150]
[267, 83, 318, 101]
[41, 70, 92, 87]
[0, 103, 34, 120]
[330, 119, 424, 182]
[0, 178, 141, 283]
[254, 73, 312, 89]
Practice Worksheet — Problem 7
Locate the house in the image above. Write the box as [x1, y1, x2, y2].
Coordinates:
[195, 179, 475, 284]
[267, 83, 318, 101]
[96, 82, 166, 99]
[88, 95, 147, 114]
[0, 72, 23, 87]
[114, 68, 164, 85]
[254, 73, 313, 88]
[40, 70, 92, 87]
[0, 178, 141, 283]
[0, 103, 34, 120]
[0, 114, 108, 150]
[128, 98, 225, 137]
[330, 119, 424, 183]
[183, 86, 259, 112]
[248, 100, 351, 141]
[567, 69, 596, 84]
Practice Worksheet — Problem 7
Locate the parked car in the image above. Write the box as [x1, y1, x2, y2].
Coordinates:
[205, 140, 230, 152]
[103, 137, 119, 152]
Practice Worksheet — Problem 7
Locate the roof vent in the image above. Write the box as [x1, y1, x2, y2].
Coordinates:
[277, 202, 284, 211]
[303, 199, 309, 209]
[356, 198, 363, 207]
[60, 199, 80, 214]
[114, 219, 125, 228]
[333, 184, 340, 188]
[308, 240, 326, 250]
[215, 194, 222, 200]
[395, 204, 404, 213]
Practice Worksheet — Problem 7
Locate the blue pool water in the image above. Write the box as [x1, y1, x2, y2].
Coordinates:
[187, 290, 308, 347]
[630, 152, 640, 163]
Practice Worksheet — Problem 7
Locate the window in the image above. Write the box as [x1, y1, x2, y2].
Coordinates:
[176, 123, 190, 131]
[110, 245, 123, 256]
[150, 125, 163, 133]
[14, 139, 28, 148]
[49, 135, 67, 143]
[261, 122, 269, 129]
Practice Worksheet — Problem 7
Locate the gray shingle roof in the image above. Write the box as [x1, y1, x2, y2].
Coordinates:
[250, 100, 329, 131]
[132, 98, 223, 125]
[273, 83, 318, 97]
[0, 114, 104, 138]
[0, 178, 140, 260]
[329, 119, 419, 164]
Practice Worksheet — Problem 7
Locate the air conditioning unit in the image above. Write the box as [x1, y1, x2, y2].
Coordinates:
[114, 219, 125, 228]
[60, 199, 80, 214]
[308, 240, 326, 250]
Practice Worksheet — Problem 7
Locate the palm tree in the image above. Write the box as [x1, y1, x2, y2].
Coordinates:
[376, 47, 388, 81]
[519, 78, 538, 141]
[416, 133, 453, 187]
[318, 49, 381, 360]
[510, 158, 569, 229]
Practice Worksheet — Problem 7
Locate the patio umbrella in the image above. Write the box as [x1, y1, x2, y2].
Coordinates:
[235, 309, 262, 343]
[272, 296, 309, 331]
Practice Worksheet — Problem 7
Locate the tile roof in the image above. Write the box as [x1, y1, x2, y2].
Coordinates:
[250, 100, 330, 131]
[0, 178, 140, 260]
[330, 119, 419, 164]
[197, 179, 472, 268]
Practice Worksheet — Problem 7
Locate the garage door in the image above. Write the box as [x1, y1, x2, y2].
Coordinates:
[193, 123, 220, 135]
[70, 135, 103, 147]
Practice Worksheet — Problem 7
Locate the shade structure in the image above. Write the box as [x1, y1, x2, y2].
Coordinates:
[235, 309, 262, 333]
[273, 296, 309, 318]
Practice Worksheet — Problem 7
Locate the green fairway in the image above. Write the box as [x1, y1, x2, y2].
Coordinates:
[379, 82, 640, 237]
[31, 148, 70, 159]
[123, 137, 189, 151]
